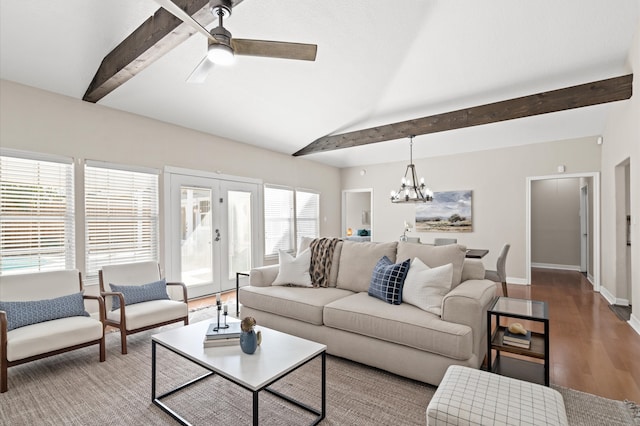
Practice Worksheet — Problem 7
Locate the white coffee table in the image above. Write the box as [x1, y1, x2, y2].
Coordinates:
[151, 319, 326, 425]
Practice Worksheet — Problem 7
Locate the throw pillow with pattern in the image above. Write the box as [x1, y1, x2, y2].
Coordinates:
[367, 256, 411, 305]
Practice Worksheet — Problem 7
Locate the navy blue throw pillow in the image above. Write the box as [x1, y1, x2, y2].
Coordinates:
[368, 256, 411, 305]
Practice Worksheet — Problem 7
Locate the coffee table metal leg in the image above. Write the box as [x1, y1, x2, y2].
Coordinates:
[253, 391, 259, 426]
[321, 351, 326, 421]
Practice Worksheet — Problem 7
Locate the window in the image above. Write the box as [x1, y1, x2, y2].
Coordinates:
[264, 186, 294, 256]
[296, 190, 320, 241]
[263, 185, 320, 257]
[0, 151, 75, 275]
[85, 161, 158, 284]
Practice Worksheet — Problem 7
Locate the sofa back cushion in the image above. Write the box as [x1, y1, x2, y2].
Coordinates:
[337, 241, 398, 293]
[397, 242, 466, 288]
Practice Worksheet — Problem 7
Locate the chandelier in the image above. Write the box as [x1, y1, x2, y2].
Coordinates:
[390, 135, 433, 203]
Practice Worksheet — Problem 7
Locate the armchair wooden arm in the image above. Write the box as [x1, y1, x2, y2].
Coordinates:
[166, 281, 188, 302]
[1, 311, 6, 393]
[83, 294, 106, 323]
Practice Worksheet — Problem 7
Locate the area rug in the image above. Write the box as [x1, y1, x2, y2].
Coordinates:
[1, 307, 638, 425]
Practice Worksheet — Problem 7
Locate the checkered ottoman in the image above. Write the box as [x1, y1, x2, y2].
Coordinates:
[426, 366, 568, 426]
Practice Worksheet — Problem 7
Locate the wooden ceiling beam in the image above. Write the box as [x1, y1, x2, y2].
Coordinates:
[293, 74, 633, 157]
[82, 0, 212, 103]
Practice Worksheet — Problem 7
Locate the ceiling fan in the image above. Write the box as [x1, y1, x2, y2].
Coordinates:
[155, 0, 318, 83]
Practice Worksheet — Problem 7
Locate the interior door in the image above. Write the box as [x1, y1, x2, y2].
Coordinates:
[580, 185, 589, 273]
[168, 173, 259, 298]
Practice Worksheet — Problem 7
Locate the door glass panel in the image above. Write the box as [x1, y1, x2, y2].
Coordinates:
[180, 186, 213, 285]
[227, 190, 252, 280]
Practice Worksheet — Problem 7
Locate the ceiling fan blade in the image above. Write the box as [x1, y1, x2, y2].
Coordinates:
[186, 57, 215, 83]
[231, 39, 317, 61]
[154, 0, 215, 42]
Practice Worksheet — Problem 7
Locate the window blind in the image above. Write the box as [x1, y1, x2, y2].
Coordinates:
[0, 153, 75, 275]
[85, 163, 158, 284]
[296, 190, 319, 242]
[263, 186, 294, 256]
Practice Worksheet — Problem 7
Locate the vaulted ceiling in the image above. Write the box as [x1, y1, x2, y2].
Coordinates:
[1, 1, 638, 168]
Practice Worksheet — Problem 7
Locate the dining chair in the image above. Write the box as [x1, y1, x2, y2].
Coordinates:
[434, 238, 457, 246]
[484, 243, 510, 296]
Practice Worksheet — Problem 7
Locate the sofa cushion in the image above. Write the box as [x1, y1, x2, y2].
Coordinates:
[0, 292, 89, 331]
[367, 256, 411, 305]
[239, 286, 354, 325]
[272, 249, 312, 287]
[396, 242, 466, 288]
[402, 259, 453, 315]
[324, 292, 473, 360]
[109, 279, 169, 310]
[337, 241, 398, 293]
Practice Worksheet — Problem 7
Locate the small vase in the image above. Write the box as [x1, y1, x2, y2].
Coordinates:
[240, 330, 258, 354]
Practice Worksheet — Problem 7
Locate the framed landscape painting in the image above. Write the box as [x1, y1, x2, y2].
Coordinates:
[416, 190, 472, 232]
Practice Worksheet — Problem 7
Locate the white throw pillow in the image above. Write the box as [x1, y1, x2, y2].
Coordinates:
[402, 258, 453, 315]
[272, 249, 313, 287]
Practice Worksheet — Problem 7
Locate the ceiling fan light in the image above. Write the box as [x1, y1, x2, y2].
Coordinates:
[207, 43, 235, 65]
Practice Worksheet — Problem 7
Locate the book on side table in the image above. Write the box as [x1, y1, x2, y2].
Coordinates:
[502, 329, 531, 349]
[203, 322, 242, 348]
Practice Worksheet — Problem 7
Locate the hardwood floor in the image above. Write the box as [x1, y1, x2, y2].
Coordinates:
[506, 268, 640, 402]
[188, 268, 640, 402]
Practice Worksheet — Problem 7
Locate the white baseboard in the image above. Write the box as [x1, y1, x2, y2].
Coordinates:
[599, 285, 616, 304]
[506, 277, 529, 285]
[629, 313, 640, 336]
[531, 262, 581, 271]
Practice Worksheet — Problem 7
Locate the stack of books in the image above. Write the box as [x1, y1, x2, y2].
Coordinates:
[203, 322, 242, 348]
[502, 328, 531, 349]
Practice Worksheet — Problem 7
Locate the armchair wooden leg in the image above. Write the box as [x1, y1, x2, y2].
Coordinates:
[184, 317, 189, 326]
[99, 336, 106, 362]
[1, 358, 7, 393]
[120, 328, 128, 355]
[501, 281, 508, 297]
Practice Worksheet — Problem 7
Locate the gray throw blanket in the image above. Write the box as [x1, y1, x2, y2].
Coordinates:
[309, 237, 341, 287]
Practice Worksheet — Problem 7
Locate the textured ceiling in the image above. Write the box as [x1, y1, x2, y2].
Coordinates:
[1, 0, 638, 167]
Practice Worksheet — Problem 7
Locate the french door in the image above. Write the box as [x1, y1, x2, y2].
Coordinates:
[166, 169, 261, 299]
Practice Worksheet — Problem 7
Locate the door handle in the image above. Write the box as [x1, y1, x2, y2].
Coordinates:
[215, 229, 221, 241]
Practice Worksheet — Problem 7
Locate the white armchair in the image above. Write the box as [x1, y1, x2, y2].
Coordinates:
[99, 261, 188, 354]
[0, 270, 105, 393]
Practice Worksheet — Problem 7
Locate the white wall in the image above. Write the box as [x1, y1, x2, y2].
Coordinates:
[341, 137, 602, 283]
[0, 80, 342, 282]
[600, 21, 639, 332]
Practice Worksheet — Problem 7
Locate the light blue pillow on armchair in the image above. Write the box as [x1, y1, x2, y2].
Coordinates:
[0, 292, 89, 331]
[109, 279, 169, 311]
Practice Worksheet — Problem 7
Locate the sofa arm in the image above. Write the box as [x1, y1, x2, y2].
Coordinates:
[441, 279, 496, 359]
[461, 259, 486, 281]
[249, 265, 280, 287]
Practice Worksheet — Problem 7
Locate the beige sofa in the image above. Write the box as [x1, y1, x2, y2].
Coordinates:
[240, 240, 496, 386]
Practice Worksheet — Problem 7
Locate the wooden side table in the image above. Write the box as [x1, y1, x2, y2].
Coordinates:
[487, 296, 550, 386]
